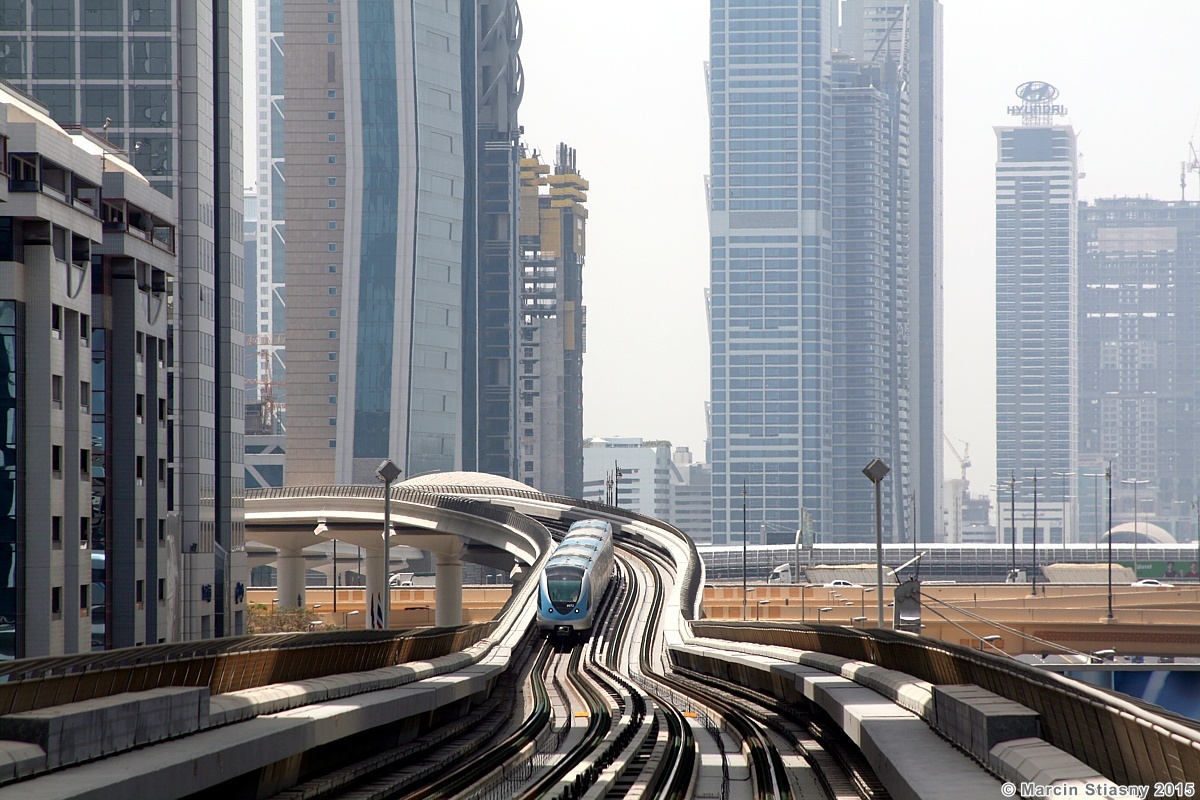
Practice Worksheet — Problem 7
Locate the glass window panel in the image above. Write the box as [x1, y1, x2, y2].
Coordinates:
[131, 38, 172, 76]
[34, 38, 74, 79]
[83, 39, 123, 79]
[131, 86, 171, 127]
[81, 85, 123, 128]
[32, 86, 75, 123]
[83, 0, 123, 30]
[0, 39, 25, 79]
[33, 0, 73, 29]
[129, 0, 170, 30]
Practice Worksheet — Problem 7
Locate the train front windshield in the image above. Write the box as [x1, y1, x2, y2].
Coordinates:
[546, 566, 584, 606]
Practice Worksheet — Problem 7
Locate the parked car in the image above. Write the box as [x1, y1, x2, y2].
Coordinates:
[823, 579, 861, 588]
[1130, 579, 1173, 587]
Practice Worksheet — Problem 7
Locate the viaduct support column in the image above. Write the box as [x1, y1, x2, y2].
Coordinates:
[435, 540, 464, 627]
[364, 547, 388, 629]
[276, 547, 307, 609]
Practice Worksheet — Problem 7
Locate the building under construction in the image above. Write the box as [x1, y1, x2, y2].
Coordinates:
[517, 144, 588, 497]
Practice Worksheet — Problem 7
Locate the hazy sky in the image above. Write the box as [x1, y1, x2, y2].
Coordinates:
[244, 1, 1200, 504]
[515, 0, 1200, 501]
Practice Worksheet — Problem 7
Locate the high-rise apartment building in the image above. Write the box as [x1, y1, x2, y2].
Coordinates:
[995, 90, 1078, 544]
[839, 0, 944, 543]
[1, 86, 178, 656]
[284, 0, 523, 486]
[828, 51, 910, 543]
[517, 144, 586, 497]
[582, 438, 673, 520]
[670, 447, 713, 544]
[1078, 198, 1200, 542]
[2, 1, 248, 641]
[708, 0, 939, 545]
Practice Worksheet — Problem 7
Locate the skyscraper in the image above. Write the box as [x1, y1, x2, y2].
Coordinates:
[1078, 198, 1200, 541]
[995, 85, 1078, 544]
[2, 1, 248, 641]
[707, 0, 939, 545]
[283, 0, 523, 486]
[517, 143, 587, 497]
[828, 50, 910, 543]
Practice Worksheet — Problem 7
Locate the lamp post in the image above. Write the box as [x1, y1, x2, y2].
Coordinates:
[793, 525, 802, 586]
[910, 491, 917, 560]
[614, 462, 623, 510]
[817, 606, 833, 624]
[1084, 472, 1105, 559]
[1010, 472, 1018, 575]
[1052, 470, 1073, 545]
[979, 633, 1002, 652]
[860, 585, 875, 617]
[374, 458, 403, 630]
[1194, 499, 1200, 582]
[742, 482, 748, 621]
[1121, 477, 1149, 576]
[332, 538, 337, 614]
[1107, 462, 1114, 619]
[343, 608, 359, 628]
[852, 615, 867, 628]
[862, 458, 890, 628]
[1031, 470, 1039, 596]
[757, 599, 769, 620]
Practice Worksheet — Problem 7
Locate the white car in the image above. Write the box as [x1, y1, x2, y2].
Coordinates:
[1130, 579, 1173, 587]
[823, 579, 861, 588]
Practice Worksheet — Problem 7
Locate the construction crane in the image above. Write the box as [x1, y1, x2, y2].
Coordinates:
[246, 333, 286, 435]
[1181, 142, 1200, 201]
[943, 434, 970, 543]
[943, 433, 970, 489]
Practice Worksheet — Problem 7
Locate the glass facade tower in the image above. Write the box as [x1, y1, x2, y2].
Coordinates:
[708, 0, 937, 545]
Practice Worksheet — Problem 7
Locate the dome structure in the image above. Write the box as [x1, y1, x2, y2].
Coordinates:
[398, 471, 535, 493]
[1102, 521, 1177, 544]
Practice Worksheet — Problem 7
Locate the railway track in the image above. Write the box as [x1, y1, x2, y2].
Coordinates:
[266, 500, 887, 800]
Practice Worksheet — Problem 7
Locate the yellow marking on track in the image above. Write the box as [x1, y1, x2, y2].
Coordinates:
[683, 711, 699, 718]
[575, 711, 590, 718]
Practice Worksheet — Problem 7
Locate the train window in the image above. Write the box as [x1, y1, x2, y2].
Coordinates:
[545, 566, 583, 605]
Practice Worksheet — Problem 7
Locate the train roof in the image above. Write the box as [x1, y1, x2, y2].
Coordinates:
[568, 519, 611, 534]
[547, 554, 593, 570]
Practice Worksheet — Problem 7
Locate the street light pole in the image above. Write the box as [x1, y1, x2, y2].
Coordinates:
[911, 491, 918, 560]
[1010, 472, 1018, 575]
[742, 482, 748, 621]
[1053, 471, 1073, 545]
[374, 459, 402, 630]
[1031, 470, 1039, 596]
[1107, 462, 1114, 619]
[1122, 477, 1149, 575]
[614, 462, 622, 510]
[1084, 472, 1104, 559]
[863, 458, 890, 628]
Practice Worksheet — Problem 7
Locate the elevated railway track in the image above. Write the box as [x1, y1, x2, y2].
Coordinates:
[0, 484, 1197, 798]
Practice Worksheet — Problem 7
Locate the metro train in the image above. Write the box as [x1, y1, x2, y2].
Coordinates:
[535, 519, 615, 638]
